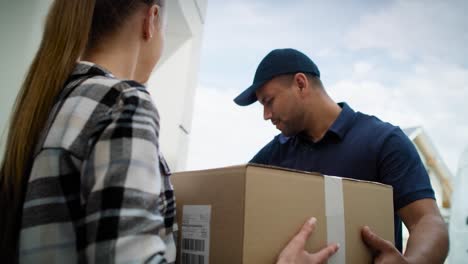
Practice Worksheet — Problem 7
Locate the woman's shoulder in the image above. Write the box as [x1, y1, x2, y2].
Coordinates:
[67, 61, 151, 107]
[40, 70, 156, 157]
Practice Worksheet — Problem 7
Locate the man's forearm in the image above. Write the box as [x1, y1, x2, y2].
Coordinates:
[404, 214, 449, 264]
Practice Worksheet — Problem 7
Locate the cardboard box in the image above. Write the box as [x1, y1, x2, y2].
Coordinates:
[172, 164, 394, 264]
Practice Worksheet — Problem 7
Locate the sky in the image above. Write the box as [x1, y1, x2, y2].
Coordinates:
[186, 0, 468, 176]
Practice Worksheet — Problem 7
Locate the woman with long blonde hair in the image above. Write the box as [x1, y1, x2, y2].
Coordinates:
[1, 0, 174, 262]
[0, 0, 338, 263]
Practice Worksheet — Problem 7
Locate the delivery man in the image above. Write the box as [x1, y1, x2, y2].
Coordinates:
[234, 48, 449, 263]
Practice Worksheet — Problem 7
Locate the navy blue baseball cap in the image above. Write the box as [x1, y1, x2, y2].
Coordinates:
[234, 48, 320, 106]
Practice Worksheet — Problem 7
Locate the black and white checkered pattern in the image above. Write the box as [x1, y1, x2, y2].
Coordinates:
[19, 62, 176, 263]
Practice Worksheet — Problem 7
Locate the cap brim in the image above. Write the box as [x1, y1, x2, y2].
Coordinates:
[233, 82, 264, 106]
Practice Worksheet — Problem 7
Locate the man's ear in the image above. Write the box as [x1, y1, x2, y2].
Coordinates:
[294, 73, 309, 94]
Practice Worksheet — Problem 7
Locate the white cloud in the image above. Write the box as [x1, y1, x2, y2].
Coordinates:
[328, 61, 468, 174]
[353, 61, 375, 77]
[186, 84, 277, 170]
[346, 0, 468, 62]
[201, 0, 361, 57]
[317, 48, 340, 58]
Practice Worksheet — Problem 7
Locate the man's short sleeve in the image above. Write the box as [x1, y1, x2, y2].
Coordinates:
[378, 128, 435, 211]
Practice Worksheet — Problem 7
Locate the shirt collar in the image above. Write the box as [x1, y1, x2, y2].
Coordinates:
[327, 102, 356, 140]
[278, 102, 356, 145]
[278, 134, 290, 144]
[71, 61, 116, 79]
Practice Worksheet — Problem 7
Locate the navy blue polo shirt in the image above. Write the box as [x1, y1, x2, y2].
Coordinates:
[250, 102, 435, 251]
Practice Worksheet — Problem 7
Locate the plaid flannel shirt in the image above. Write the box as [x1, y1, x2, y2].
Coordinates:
[19, 62, 177, 263]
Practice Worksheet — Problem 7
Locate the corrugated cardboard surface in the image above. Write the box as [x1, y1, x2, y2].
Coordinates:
[172, 164, 394, 263]
[173, 165, 247, 264]
[342, 180, 394, 263]
[243, 166, 326, 263]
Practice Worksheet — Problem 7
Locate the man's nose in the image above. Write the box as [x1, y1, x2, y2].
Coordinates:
[263, 107, 272, 120]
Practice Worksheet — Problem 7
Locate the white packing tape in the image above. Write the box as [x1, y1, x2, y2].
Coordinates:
[324, 175, 346, 264]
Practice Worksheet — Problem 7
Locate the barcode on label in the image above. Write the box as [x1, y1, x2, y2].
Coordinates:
[182, 238, 205, 251]
[181, 253, 205, 264]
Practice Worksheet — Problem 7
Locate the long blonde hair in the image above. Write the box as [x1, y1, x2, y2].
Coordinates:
[0, 0, 163, 260]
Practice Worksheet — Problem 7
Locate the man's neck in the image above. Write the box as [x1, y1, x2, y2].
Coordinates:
[303, 99, 342, 142]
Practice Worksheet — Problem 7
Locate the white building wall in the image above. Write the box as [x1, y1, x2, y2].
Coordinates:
[148, 0, 206, 171]
[0, 0, 53, 161]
